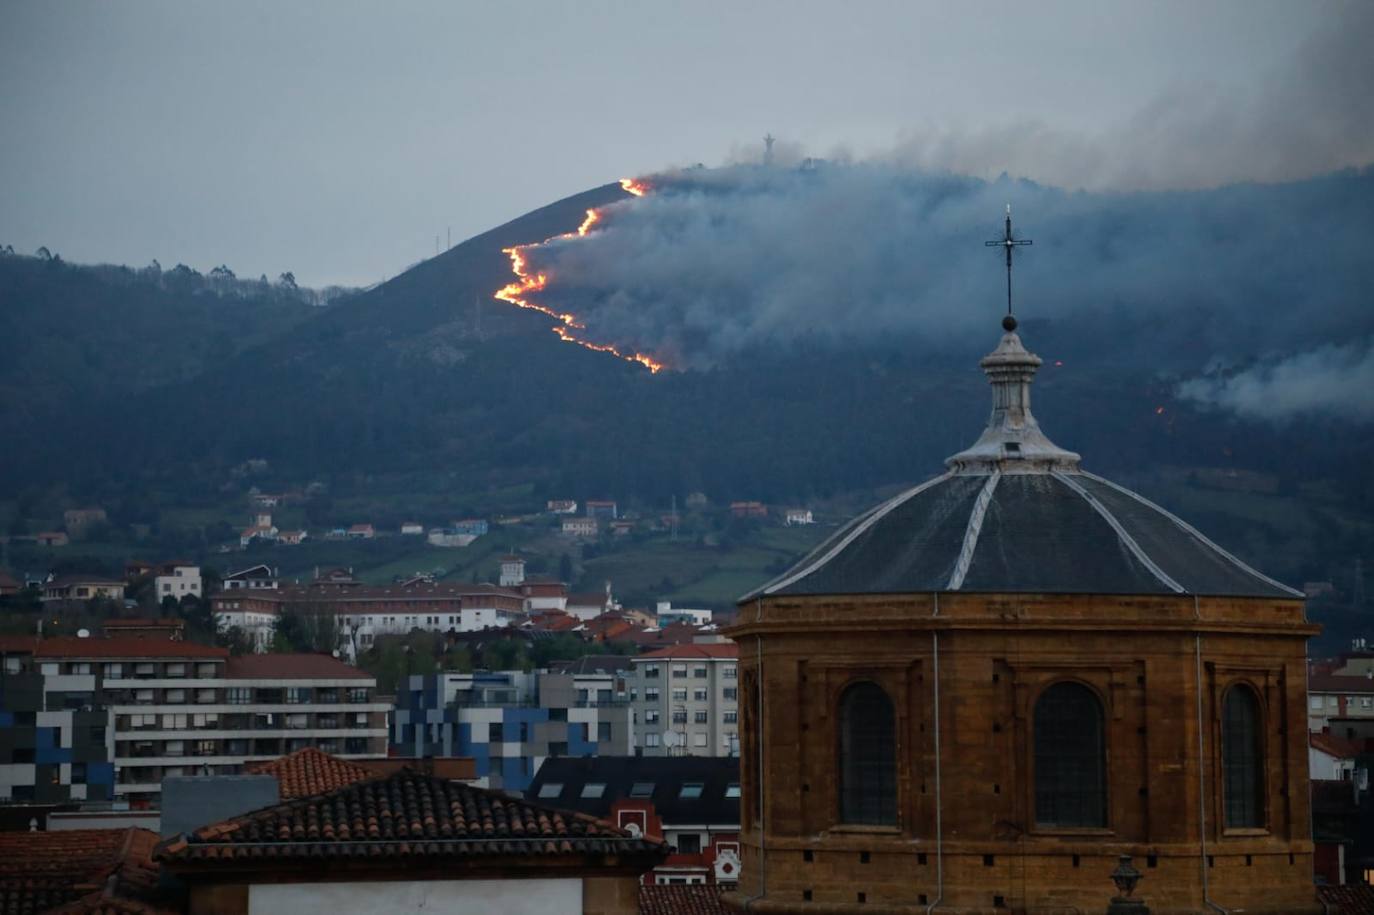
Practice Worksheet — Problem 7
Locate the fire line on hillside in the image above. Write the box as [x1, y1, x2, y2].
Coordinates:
[492, 177, 664, 373]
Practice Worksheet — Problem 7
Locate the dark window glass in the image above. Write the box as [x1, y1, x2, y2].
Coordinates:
[1222, 685, 1265, 828]
[838, 681, 897, 826]
[1034, 682, 1106, 828]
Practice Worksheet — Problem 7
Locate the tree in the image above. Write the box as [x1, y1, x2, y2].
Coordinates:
[277, 271, 297, 290]
[35, 246, 51, 260]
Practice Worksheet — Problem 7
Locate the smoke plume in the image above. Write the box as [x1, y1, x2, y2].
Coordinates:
[1178, 337, 1374, 422]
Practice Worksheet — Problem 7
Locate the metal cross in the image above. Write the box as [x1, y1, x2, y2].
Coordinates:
[985, 204, 1032, 316]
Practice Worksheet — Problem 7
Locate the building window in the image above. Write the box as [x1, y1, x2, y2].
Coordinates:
[581, 782, 607, 798]
[348, 688, 369, 703]
[672, 710, 688, 724]
[630, 782, 655, 797]
[837, 681, 897, 826]
[646, 733, 661, 748]
[672, 664, 687, 679]
[679, 782, 704, 799]
[1222, 684, 1265, 829]
[538, 783, 563, 799]
[166, 663, 187, 678]
[695, 711, 708, 723]
[672, 688, 688, 701]
[724, 711, 738, 724]
[645, 688, 660, 702]
[226, 687, 251, 705]
[1310, 696, 1324, 710]
[676, 833, 702, 854]
[723, 688, 737, 701]
[598, 721, 612, 741]
[644, 665, 660, 679]
[724, 666, 737, 679]
[1033, 681, 1106, 828]
[725, 782, 741, 798]
[693, 666, 708, 679]
[105, 663, 123, 679]
[286, 687, 310, 704]
[693, 732, 708, 747]
[693, 689, 707, 702]
[489, 723, 504, 742]
[646, 710, 660, 724]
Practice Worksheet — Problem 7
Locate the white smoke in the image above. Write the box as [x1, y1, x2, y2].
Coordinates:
[1178, 337, 1374, 422]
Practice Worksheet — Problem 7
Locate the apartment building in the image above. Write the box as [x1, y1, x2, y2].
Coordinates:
[0, 636, 388, 807]
[151, 562, 202, 602]
[1309, 650, 1374, 733]
[391, 665, 632, 793]
[629, 642, 739, 758]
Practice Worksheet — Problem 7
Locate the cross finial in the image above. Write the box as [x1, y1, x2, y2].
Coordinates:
[985, 204, 1033, 329]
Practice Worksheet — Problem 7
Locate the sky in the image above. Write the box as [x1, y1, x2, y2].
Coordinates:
[1, 1, 1370, 287]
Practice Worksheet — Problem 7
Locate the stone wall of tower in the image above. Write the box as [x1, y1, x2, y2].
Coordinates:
[724, 592, 1320, 915]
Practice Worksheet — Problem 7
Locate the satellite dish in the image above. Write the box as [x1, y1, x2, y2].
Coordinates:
[661, 731, 677, 747]
[77, 628, 90, 638]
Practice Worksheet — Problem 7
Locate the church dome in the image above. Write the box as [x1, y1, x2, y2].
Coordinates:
[748, 325, 1301, 600]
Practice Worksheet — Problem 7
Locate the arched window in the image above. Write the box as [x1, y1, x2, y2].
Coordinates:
[1034, 681, 1106, 828]
[1222, 685, 1265, 828]
[838, 681, 897, 826]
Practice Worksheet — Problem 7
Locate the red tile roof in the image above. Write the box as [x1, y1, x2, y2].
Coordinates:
[32, 637, 227, 659]
[156, 769, 667, 865]
[225, 652, 371, 680]
[1319, 884, 1374, 915]
[245, 747, 378, 798]
[0, 828, 166, 915]
[637, 643, 739, 660]
[638, 884, 729, 915]
[1311, 731, 1366, 759]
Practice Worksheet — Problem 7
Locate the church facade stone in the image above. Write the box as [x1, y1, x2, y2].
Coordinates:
[725, 314, 1320, 914]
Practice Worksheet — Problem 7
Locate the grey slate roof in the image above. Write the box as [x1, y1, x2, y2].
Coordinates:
[743, 323, 1302, 603]
[748, 470, 1299, 599]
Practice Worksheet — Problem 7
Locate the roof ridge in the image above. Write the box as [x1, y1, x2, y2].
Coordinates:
[946, 470, 1000, 591]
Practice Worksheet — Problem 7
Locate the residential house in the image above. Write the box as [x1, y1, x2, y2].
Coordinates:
[783, 508, 814, 525]
[0, 827, 173, 914]
[346, 523, 375, 539]
[568, 588, 614, 621]
[41, 573, 126, 604]
[221, 564, 279, 590]
[563, 517, 599, 538]
[655, 602, 712, 627]
[728, 501, 767, 519]
[547, 499, 579, 514]
[452, 518, 489, 537]
[391, 668, 632, 794]
[528, 756, 741, 887]
[156, 768, 666, 915]
[500, 554, 527, 587]
[427, 527, 478, 547]
[1308, 670, 1374, 733]
[1311, 730, 1365, 781]
[399, 521, 425, 535]
[35, 530, 69, 546]
[586, 500, 618, 520]
[521, 579, 569, 612]
[630, 642, 739, 758]
[153, 561, 202, 603]
[277, 529, 308, 545]
[239, 513, 278, 547]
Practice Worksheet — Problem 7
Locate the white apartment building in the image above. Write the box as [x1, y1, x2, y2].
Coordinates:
[152, 563, 202, 602]
[630, 642, 739, 758]
[655, 602, 712, 627]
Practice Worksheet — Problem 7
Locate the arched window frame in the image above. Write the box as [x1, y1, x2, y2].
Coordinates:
[835, 679, 899, 828]
[1220, 681, 1267, 831]
[1031, 678, 1109, 830]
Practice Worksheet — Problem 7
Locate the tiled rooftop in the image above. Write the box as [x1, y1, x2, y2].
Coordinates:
[31, 637, 227, 660]
[638, 884, 729, 915]
[157, 769, 667, 864]
[636, 642, 738, 660]
[0, 828, 164, 915]
[246, 748, 378, 799]
[1319, 884, 1374, 915]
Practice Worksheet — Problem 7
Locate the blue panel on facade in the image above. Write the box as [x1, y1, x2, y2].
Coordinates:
[36, 745, 72, 764]
[87, 763, 114, 785]
[501, 755, 532, 792]
[0, 712, 13, 727]
[35, 727, 56, 749]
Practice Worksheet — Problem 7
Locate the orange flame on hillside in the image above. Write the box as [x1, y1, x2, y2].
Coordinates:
[492, 178, 664, 373]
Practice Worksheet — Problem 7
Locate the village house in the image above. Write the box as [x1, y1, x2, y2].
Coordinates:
[563, 516, 599, 538]
[547, 498, 579, 514]
[783, 507, 813, 525]
[35, 530, 69, 546]
[586, 499, 618, 520]
[452, 518, 489, 536]
[239, 511, 278, 547]
[153, 561, 202, 602]
[500, 554, 526, 587]
[345, 522, 375, 539]
[276, 529, 308, 545]
[41, 573, 126, 604]
[221, 563, 278, 590]
[728, 501, 767, 519]
[399, 520, 424, 535]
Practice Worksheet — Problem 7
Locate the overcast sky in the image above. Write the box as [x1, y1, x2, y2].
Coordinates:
[2, 1, 1369, 287]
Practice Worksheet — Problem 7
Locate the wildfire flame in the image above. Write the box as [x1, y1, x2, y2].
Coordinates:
[492, 178, 664, 373]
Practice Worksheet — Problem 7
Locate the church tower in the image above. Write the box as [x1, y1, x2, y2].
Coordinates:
[724, 219, 1320, 914]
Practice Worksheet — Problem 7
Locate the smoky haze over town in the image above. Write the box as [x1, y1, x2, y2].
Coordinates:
[0, 3, 1373, 915]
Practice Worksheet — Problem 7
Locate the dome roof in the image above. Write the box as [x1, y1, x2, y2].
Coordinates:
[746, 326, 1300, 601]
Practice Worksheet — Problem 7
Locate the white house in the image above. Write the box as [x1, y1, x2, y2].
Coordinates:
[655, 601, 712, 627]
[1310, 731, 1362, 781]
[222, 564, 279, 590]
[153, 563, 202, 602]
[500, 555, 526, 588]
[561, 517, 598, 538]
[400, 522, 425, 536]
[784, 508, 814, 526]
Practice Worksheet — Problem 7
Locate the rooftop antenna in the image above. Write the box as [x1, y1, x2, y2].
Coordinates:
[984, 204, 1033, 330]
[763, 133, 775, 167]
